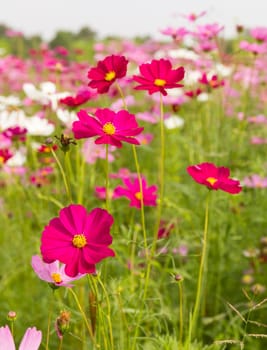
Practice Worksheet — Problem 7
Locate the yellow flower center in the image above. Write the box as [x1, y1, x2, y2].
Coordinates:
[103, 122, 116, 135]
[135, 191, 143, 200]
[72, 234, 87, 248]
[206, 177, 217, 186]
[105, 71, 116, 81]
[154, 78, 166, 86]
[0, 156, 4, 164]
[51, 273, 62, 284]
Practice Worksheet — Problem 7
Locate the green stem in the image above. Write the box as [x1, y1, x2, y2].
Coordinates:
[51, 149, 72, 203]
[132, 145, 147, 253]
[46, 290, 55, 350]
[105, 144, 110, 210]
[178, 280, 184, 347]
[68, 288, 96, 347]
[96, 275, 114, 350]
[190, 190, 211, 339]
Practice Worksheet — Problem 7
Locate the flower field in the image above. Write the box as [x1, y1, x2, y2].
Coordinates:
[0, 13, 267, 350]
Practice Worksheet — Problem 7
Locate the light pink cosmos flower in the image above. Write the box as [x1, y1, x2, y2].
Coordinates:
[41, 204, 115, 277]
[242, 175, 267, 188]
[72, 108, 144, 148]
[81, 138, 116, 164]
[250, 26, 267, 42]
[114, 176, 157, 209]
[0, 325, 42, 350]
[31, 255, 85, 287]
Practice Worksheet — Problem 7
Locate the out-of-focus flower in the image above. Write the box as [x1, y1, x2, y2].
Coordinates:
[242, 174, 267, 188]
[88, 55, 128, 93]
[31, 255, 85, 287]
[114, 176, 157, 209]
[164, 115, 184, 129]
[187, 162, 242, 194]
[41, 204, 115, 277]
[0, 325, 42, 350]
[72, 108, 143, 148]
[59, 87, 94, 107]
[133, 59, 185, 96]
[81, 138, 116, 164]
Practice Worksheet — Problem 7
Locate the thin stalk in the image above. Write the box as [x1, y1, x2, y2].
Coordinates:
[190, 190, 211, 338]
[51, 149, 72, 203]
[97, 275, 114, 350]
[105, 144, 110, 210]
[45, 290, 55, 350]
[68, 288, 96, 347]
[178, 280, 184, 347]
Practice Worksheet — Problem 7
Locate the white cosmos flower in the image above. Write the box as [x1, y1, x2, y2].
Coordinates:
[0, 109, 27, 130]
[164, 115, 185, 129]
[23, 82, 70, 110]
[56, 108, 78, 129]
[6, 148, 27, 166]
[197, 92, 209, 102]
[0, 95, 21, 111]
[24, 116, 55, 136]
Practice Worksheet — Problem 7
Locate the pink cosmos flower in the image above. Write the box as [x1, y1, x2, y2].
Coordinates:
[132, 59, 185, 96]
[72, 108, 144, 148]
[109, 168, 138, 180]
[250, 26, 267, 43]
[81, 138, 116, 164]
[242, 175, 267, 188]
[160, 27, 189, 41]
[114, 177, 157, 208]
[31, 255, 85, 287]
[40, 204, 115, 277]
[187, 162, 242, 194]
[87, 55, 128, 93]
[59, 87, 94, 107]
[198, 73, 224, 89]
[0, 325, 42, 350]
[180, 11, 206, 22]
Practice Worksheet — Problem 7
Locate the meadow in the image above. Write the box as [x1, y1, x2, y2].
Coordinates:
[0, 14, 267, 350]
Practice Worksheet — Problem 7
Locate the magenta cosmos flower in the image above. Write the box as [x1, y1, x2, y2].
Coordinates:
[87, 55, 128, 93]
[72, 108, 144, 148]
[187, 162, 242, 194]
[132, 59, 185, 96]
[114, 177, 157, 208]
[40, 204, 115, 277]
[0, 325, 42, 350]
[31, 255, 85, 287]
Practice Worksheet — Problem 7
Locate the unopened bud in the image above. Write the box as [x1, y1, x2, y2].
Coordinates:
[7, 311, 17, 321]
[55, 310, 71, 339]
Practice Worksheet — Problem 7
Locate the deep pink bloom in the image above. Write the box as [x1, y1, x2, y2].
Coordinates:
[187, 162, 242, 194]
[0, 325, 42, 350]
[0, 149, 13, 164]
[88, 55, 128, 93]
[3, 126, 27, 142]
[132, 59, 185, 96]
[72, 108, 144, 148]
[40, 204, 115, 277]
[31, 255, 85, 287]
[114, 177, 157, 208]
[250, 26, 267, 43]
[59, 88, 93, 107]
[198, 73, 224, 89]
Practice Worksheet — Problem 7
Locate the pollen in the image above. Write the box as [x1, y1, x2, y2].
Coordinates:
[206, 177, 217, 186]
[51, 273, 62, 284]
[72, 234, 87, 248]
[105, 71, 116, 81]
[135, 191, 143, 200]
[154, 78, 166, 86]
[103, 122, 116, 135]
